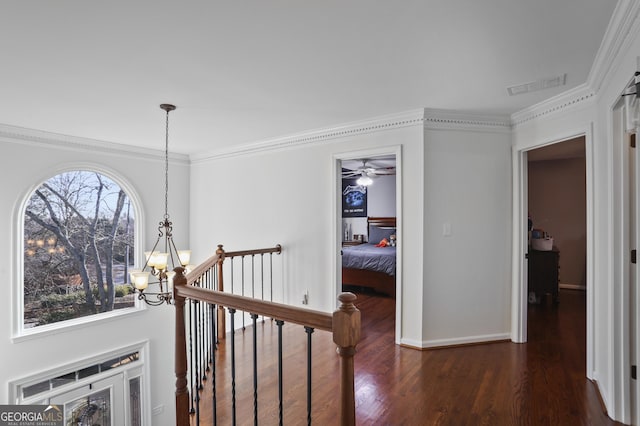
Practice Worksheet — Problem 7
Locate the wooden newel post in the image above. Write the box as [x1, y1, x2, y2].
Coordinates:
[173, 266, 189, 426]
[216, 244, 226, 340]
[333, 292, 361, 426]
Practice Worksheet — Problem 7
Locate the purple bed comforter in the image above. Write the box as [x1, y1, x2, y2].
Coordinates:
[341, 244, 396, 276]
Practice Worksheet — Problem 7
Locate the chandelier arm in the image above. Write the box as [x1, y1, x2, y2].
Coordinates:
[168, 234, 182, 267]
[137, 291, 170, 306]
[143, 234, 163, 271]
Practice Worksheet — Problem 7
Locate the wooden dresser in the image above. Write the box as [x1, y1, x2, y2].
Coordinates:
[528, 249, 560, 303]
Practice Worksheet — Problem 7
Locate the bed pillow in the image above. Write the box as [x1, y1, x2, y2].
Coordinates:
[368, 226, 396, 244]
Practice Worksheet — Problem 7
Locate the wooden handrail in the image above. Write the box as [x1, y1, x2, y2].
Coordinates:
[175, 282, 333, 331]
[184, 244, 282, 286]
[173, 260, 360, 426]
[224, 244, 282, 259]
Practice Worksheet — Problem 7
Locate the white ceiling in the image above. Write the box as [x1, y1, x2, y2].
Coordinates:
[0, 1, 618, 156]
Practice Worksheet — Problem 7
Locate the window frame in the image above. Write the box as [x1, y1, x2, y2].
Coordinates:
[9, 341, 151, 426]
[12, 164, 147, 341]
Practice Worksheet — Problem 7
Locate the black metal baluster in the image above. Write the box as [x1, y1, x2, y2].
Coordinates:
[201, 299, 207, 382]
[251, 313, 259, 425]
[251, 254, 255, 298]
[229, 308, 237, 425]
[261, 253, 265, 301]
[213, 263, 218, 291]
[305, 326, 314, 426]
[231, 257, 235, 294]
[206, 271, 212, 366]
[196, 300, 203, 390]
[241, 257, 246, 329]
[270, 252, 274, 302]
[276, 319, 284, 426]
[210, 303, 217, 425]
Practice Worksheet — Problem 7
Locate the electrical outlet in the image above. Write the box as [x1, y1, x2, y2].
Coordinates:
[302, 291, 309, 305]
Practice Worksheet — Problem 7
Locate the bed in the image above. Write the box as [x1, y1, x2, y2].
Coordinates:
[341, 217, 396, 297]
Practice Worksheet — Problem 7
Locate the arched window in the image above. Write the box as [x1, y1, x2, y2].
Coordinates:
[23, 170, 136, 329]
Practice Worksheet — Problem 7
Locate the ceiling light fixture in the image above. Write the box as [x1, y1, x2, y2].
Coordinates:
[129, 104, 191, 306]
[356, 172, 373, 186]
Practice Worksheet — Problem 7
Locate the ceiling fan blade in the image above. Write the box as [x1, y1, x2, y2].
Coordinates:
[342, 171, 360, 178]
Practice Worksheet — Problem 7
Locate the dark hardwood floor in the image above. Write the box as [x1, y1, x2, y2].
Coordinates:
[190, 289, 621, 425]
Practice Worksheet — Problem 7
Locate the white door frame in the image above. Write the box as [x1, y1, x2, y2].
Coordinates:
[511, 126, 595, 379]
[333, 145, 403, 344]
[612, 91, 639, 424]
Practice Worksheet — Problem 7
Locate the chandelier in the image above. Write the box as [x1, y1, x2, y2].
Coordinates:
[129, 104, 191, 306]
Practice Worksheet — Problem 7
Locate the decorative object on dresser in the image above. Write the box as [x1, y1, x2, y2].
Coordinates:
[341, 216, 396, 297]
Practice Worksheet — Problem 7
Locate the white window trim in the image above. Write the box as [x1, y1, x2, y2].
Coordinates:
[12, 163, 147, 341]
[9, 341, 151, 426]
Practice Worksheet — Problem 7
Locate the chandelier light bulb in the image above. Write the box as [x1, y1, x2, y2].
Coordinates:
[177, 250, 192, 267]
[132, 271, 150, 290]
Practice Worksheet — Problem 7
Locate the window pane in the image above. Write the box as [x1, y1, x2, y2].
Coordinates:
[129, 376, 141, 426]
[23, 171, 136, 328]
[51, 372, 76, 388]
[99, 357, 121, 373]
[22, 380, 51, 399]
[65, 387, 111, 426]
[78, 365, 100, 380]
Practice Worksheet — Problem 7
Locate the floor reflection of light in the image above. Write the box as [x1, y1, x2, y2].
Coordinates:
[355, 372, 380, 403]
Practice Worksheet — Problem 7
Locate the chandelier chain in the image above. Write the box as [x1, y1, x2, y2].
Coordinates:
[164, 107, 170, 220]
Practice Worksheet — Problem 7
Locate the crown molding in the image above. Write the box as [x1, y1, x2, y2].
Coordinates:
[510, 84, 596, 127]
[511, 1, 640, 128]
[587, 0, 640, 94]
[191, 109, 426, 163]
[192, 108, 512, 163]
[0, 123, 189, 164]
[423, 108, 511, 132]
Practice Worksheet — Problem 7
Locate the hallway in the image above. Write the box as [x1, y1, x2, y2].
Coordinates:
[191, 289, 618, 425]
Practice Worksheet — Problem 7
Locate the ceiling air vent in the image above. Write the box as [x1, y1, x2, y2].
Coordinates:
[507, 74, 567, 96]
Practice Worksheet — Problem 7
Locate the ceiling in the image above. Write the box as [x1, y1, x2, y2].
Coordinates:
[528, 136, 585, 162]
[0, 1, 618, 156]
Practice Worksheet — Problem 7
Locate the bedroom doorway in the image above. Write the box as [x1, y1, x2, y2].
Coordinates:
[334, 147, 401, 344]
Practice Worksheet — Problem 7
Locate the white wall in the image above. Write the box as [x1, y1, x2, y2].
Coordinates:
[190, 110, 514, 349]
[190, 116, 426, 344]
[422, 124, 512, 346]
[0, 130, 190, 426]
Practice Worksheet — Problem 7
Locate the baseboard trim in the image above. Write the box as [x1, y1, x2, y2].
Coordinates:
[559, 283, 586, 291]
[590, 378, 610, 419]
[400, 333, 511, 350]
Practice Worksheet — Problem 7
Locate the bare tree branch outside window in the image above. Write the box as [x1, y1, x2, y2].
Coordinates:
[23, 171, 135, 327]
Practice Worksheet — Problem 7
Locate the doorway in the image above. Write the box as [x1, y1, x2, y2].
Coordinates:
[512, 131, 594, 377]
[334, 147, 402, 344]
[525, 137, 588, 368]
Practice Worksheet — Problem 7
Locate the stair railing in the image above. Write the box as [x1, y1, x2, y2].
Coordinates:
[173, 244, 361, 425]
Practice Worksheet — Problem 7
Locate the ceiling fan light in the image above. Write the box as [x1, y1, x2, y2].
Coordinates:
[357, 174, 373, 186]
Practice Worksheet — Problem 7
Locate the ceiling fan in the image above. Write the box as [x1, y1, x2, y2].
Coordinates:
[341, 159, 396, 185]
